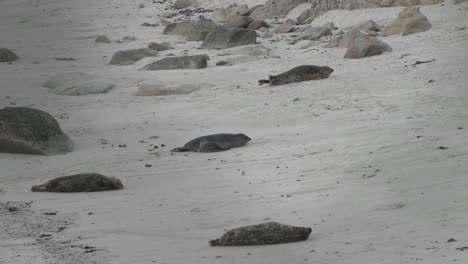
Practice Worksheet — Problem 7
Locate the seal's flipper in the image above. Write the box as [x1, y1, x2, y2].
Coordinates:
[170, 147, 187, 152]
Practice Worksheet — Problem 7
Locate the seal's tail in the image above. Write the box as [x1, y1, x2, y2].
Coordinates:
[258, 79, 270, 86]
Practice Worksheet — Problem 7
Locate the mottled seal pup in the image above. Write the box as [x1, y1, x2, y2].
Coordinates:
[210, 222, 312, 246]
[258, 65, 334, 86]
[0, 107, 73, 155]
[171, 133, 251, 152]
[31, 173, 124, 193]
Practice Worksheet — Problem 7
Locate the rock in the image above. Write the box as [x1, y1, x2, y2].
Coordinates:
[0, 107, 73, 155]
[42, 72, 114, 96]
[210, 8, 229, 23]
[225, 15, 253, 28]
[116, 35, 137, 43]
[171, 133, 251, 152]
[325, 34, 343, 48]
[31, 173, 123, 192]
[274, 23, 294, 33]
[140, 55, 209, 70]
[0, 48, 18, 62]
[216, 60, 232, 66]
[173, 0, 194, 9]
[287, 3, 312, 24]
[352, 20, 381, 32]
[344, 36, 392, 59]
[109, 48, 158, 65]
[250, 0, 309, 20]
[338, 29, 366, 48]
[148, 42, 172, 51]
[95, 35, 111, 43]
[210, 222, 312, 246]
[163, 18, 218, 41]
[246, 20, 270, 30]
[135, 83, 199, 96]
[383, 7, 431, 36]
[210, 4, 249, 23]
[298, 24, 333, 40]
[201, 28, 257, 49]
[160, 11, 178, 18]
[49, 80, 115, 96]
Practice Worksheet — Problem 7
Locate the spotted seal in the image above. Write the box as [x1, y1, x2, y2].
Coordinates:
[210, 222, 312, 246]
[258, 65, 334, 86]
[171, 133, 251, 152]
[31, 173, 124, 192]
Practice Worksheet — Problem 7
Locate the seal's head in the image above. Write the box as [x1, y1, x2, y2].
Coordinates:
[320, 66, 334, 78]
[237, 133, 251, 143]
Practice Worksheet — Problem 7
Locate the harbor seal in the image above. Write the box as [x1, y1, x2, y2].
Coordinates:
[171, 133, 251, 152]
[258, 65, 334, 86]
[0, 107, 73, 155]
[31, 173, 124, 192]
[210, 222, 312, 246]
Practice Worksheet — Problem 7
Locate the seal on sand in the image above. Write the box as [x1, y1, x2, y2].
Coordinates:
[258, 65, 334, 86]
[171, 133, 251, 152]
[209, 222, 312, 246]
[31, 173, 124, 192]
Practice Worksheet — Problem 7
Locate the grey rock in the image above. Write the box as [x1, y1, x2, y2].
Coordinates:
[173, 0, 194, 9]
[0, 107, 73, 155]
[171, 133, 251, 152]
[225, 15, 254, 28]
[384, 7, 431, 36]
[148, 42, 172, 51]
[141, 55, 209, 70]
[109, 48, 158, 65]
[201, 27, 257, 49]
[210, 222, 312, 246]
[116, 35, 137, 43]
[95, 35, 111, 43]
[298, 24, 332, 41]
[250, 0, 309, 20]
[344, 36, 392, 59]
[338, 29, 365, 48]
[246, 19, 270, 30]
[163, 18, 219, 41]
[0, 48, 18, 62]
[352, 20, 381, 32]
[31, 173, 123, 192]
[325, 34, 343, 48]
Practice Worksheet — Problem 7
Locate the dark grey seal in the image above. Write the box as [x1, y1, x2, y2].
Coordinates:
[0, 107, 73, 155]
[171, 133, 251, 152]
[31, 173, 124, 193]
[210, 222, 312, 246]
[258, 65, 334, 86]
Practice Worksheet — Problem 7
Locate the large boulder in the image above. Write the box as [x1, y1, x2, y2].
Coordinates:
[297, 23, 334, 40]
[338, 29, 366, 48]
[246, 19, 270, 30]
[250, 0, 309, 20]
[0, 107, 74, 155]
[383, 7, 431, 36]
[0, 48, 18, 62]
[109, 48, 158, 65]
[42, 72, 114, 96]
[287, 3, 312, 24]
[344, 36, 392, 59]
[210, 4, 250, 23]
[201, 28, 257, 49]
[225, 15, 253, 28]
[163, 18, 219, 41]
[140, 55, 209, 70]
[274, 23, 294, 34]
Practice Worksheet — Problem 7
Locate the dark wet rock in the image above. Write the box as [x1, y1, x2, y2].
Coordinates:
[0, 48, 18, 62]
[201, 27, 257, 49]
[31, 173, 123, 192]
[95, 35, 111, 43]
[171, 133, 251, 152]
[163, 18, 219, 41]
[210, 222, 312, 246]
[109, 48, 158, 65]
[0, 107, 73, 155]
[140, 55, 209, 70]
[344, 36, 392, 59]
